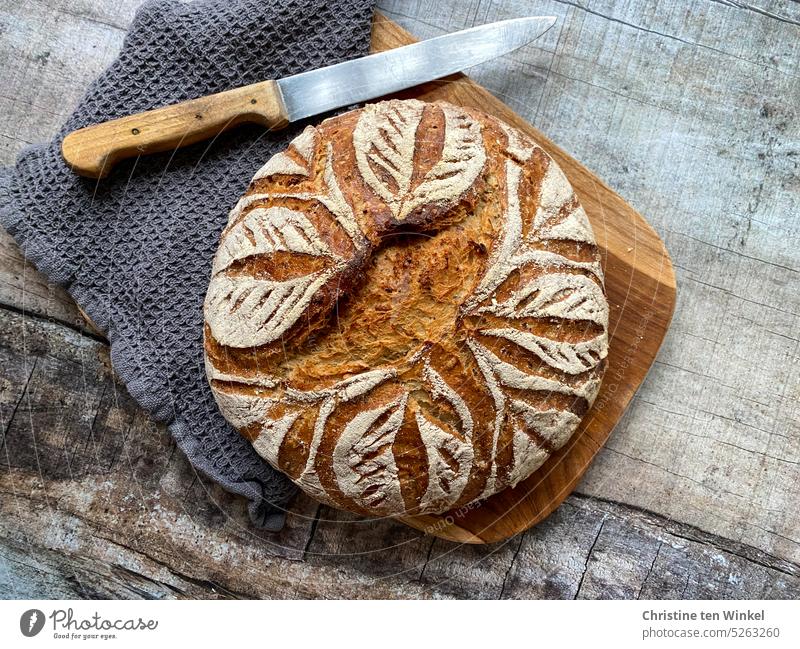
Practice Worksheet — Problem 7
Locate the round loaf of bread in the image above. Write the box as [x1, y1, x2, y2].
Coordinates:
[203, 99, 608, 517]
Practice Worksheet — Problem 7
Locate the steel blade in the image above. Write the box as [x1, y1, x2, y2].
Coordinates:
[277, 16, 556, 122]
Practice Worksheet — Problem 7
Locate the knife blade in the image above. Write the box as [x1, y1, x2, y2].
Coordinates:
[61, 16, 556, 178]
[279, 16, 556, 121]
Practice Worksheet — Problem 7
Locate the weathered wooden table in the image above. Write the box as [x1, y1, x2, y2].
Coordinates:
[1, 0, 798, 599]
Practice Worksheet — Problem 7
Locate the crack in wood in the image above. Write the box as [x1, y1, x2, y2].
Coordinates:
[91, 532, 249, 599]
[498, 531, 527, 599]
[0, 301, 107, 344]
[418, 538, 436, 581]
[574, 517, 606, 599]
[302, 503, 323, 561]
[637, 541, 663, 600]
[708, 0, 800, 28]
[1, 357, 37, 442]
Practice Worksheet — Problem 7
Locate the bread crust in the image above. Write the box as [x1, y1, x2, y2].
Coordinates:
[203, 99, 608, 517]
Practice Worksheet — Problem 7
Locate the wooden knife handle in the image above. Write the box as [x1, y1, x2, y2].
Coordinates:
[61, 80, 289, 179]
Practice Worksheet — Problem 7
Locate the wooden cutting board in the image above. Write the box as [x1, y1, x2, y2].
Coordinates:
[369, 14, 677, 544]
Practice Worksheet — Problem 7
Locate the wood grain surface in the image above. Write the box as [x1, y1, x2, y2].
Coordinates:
[1, 0, 798, 599]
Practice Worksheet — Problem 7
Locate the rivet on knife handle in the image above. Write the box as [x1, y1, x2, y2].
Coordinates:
[61, 80, 289, 179]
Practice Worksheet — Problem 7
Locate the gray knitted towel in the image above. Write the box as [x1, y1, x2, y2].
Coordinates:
[0, 0, 376, 531]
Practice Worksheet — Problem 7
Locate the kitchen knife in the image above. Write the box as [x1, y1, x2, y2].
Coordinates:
[61, 16, 556, 178]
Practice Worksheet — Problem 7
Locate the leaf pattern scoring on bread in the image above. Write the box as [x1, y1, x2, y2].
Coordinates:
[203, 99, 609, 518]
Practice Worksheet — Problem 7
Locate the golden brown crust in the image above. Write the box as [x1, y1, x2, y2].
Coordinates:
[203, 99, 608, 517]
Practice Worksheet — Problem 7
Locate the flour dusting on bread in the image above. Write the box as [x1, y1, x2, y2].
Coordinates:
[203, 99, 609, 517]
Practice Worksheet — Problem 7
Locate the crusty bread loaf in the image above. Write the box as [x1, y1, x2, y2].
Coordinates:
[203, 99, 608, 517]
